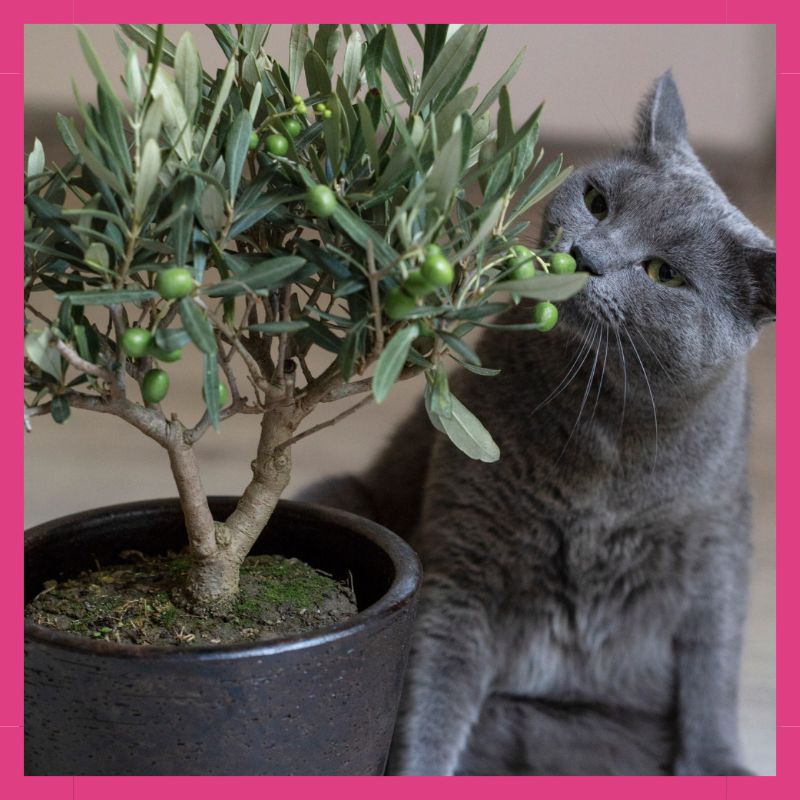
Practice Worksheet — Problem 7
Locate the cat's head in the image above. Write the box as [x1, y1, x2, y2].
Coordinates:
[543, 71, 775, 382]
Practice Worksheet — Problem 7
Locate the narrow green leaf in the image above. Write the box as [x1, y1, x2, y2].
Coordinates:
[65, 117, 127, 195]
[427, 126, 464, 208]
[179, 297, 217, 354]
[438, 393, 500, 462]
[343, 30, 364, 96]
[155, 328, 191, 350]
[304, 48, 331, 97]
[338, 318, 367, 380]
[474, 48, 525, 118]
[489, 272, 589, 301]
[124, 49, 143, 103]
[199, 183, 226, 233]
[225, 110, 253, 197]
[509, 160, 574, 223]
[382, 26, 412, 104]
[135, 138, 161, 217]
[27, 138, 45, 177]
[174, 32, 202, 122]
[364, 28, 386, 91]
[456, 360, 501, 376]
[200, 57, 236, 159]
[304, 319, 342, 353]
[453, 197, 504, 262]
[422, 25, 448, 79]
[247, 320, 309, 334]
[437, 331, 481, 365]
[119, 25, 182, 77]
[497, 86, 513, 148]
[357, 100, 380, 173]
[428, 364, 453, 418]
[329, 203, 399, 268]
[76, 27, 122, 110]
[204, 256, 306, 296]
[414, 25, 480, 113]
[203, 351, 221, 430]
[57, 289, 159, 305]
[373, 323, 419, 404]
[289, 24, 310, 93]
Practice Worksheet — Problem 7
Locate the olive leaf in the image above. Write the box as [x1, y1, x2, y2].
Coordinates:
[373, 324, 419, 404]
[434, 393, 500, 463]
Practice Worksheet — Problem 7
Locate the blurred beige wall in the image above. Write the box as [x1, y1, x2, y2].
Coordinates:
[25, 24, 774, 155]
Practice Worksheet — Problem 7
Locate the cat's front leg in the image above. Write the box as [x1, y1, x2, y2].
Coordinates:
[387, 572, 496, 776]
[673, 516, 753, 776]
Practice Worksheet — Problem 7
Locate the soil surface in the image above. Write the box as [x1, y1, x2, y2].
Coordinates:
[25, 551, 358, 647]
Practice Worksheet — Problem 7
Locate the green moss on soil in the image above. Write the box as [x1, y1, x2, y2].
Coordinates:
[25, 552, 357, 647]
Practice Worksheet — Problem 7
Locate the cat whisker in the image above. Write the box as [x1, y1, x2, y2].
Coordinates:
[622, 323, 659, 472]
[588, 324, 610, 428]
[553, 323, 602, 466]
[530, 321, 599, 417]
[613, 326, 628, 443]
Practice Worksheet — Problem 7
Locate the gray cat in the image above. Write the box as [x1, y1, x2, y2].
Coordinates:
[302, 72, 776, 776]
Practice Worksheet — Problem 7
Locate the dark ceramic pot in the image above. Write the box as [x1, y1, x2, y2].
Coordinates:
[25, 497, 421, 776]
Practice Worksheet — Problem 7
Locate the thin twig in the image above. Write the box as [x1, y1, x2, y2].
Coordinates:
[25, 304, 52, 325]
[366, 239, 384, 356]
[277, 394, 374, 451]
[274, 286, 291, 388]
[53, 338, 114, 382]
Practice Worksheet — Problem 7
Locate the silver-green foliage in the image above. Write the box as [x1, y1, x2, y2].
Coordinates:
[24, 23, 586, 460]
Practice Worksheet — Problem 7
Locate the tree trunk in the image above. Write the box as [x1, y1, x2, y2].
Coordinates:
[179, 407, 294, 614]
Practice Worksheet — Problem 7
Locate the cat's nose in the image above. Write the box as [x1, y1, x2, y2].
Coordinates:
[570, 245, 601, 276]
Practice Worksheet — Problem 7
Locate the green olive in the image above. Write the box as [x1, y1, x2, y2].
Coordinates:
[421, 254, 454, 288]
[322, 109, 333, 119]
[533, 301, 558, 332]
[265, 134, 289, 156]
[306, 185, 337, 218]
[248, 131, 260, 150]
[156, 267, 195, 300]
[423, 243, 443, 259]
[508, 245, 536, 280]
[384, 287, 417, 320]
[120, 328, 152, 358]
[403, 270, 435, 298]
[141, 369, 170, 403]
[550, 252, 577, 274]
[314, 102, 327, 113]
[284, 118, 302, 138]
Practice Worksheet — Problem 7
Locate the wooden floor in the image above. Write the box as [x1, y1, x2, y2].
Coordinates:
[24, 138, 776, 774]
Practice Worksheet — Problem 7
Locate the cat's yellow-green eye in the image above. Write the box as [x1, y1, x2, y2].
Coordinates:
[645, 258, 685, 287]
[583, 186, 608, 220]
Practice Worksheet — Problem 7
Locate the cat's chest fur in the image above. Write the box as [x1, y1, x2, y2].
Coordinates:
[444, 331, 751, 711]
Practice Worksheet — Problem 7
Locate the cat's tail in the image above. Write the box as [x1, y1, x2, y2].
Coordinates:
[296, 403, 433, 541]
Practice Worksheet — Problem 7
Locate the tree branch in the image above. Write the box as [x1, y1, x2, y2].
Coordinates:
[53, 338, 115, 383]
[277, 394, 373, 451]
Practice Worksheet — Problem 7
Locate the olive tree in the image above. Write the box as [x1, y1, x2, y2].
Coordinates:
[24, 24, 585, 612]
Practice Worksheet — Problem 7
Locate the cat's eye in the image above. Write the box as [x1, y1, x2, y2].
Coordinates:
[644, 258, 685, 287]
[583, 186, 608, 220]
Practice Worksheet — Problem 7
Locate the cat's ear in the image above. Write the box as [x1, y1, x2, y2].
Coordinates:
[746, 246, 776, 328]
[635, 70, 689, 152]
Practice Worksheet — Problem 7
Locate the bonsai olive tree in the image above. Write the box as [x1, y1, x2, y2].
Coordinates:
[24, 24, 586, 613]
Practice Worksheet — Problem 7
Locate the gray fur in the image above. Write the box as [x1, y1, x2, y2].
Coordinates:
[301, 72, 774, 775]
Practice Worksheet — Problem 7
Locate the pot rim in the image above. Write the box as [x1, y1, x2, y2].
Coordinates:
[25, 497, 422, 662]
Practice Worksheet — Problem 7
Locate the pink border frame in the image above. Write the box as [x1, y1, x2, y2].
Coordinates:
[7, 3, 795, 797]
